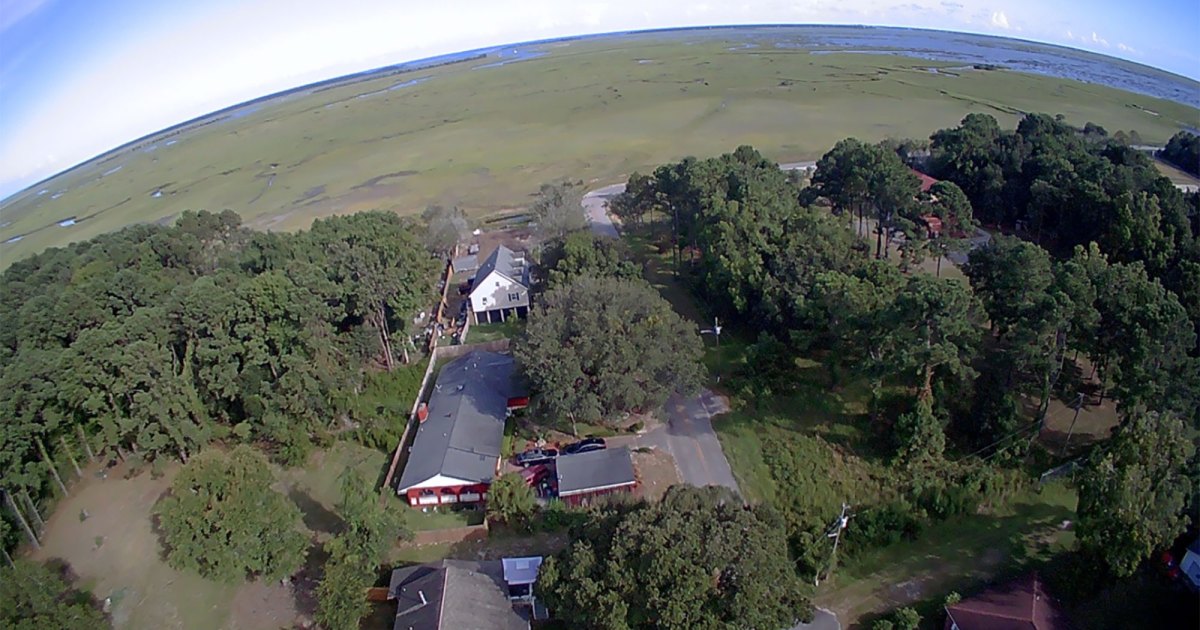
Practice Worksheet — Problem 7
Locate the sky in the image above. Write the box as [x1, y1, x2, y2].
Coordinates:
[1, 0, 1197, 199]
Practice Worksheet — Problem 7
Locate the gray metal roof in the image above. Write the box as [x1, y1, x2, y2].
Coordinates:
[475, 245, 529, 287]
[452, 254, 478, 274]
[397, 351, 518, 490]
[555, 447, 637, 497]
[390, 560, 528, 630]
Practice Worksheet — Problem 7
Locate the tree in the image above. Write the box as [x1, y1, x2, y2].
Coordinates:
[608, 171, 657, 228]
[964, 236, 1055, 338]
[926, 181, 977, 277]
[878, 275, 982, 401]
[315, 535, 372, 630]
[316, 468, 404, 630]
[540, 231, 642, 290]
[422, 205, 469, 257]
[1160, 131, 1200, 177]
[538, 486, 812, 629]
[1076, 411, 1195, 577]
[531, 180, 587, 240]
[894, 397, 945, 465]
[486, 472, 536, 527]
[156, 446, 307, 582]
[514, 277, 704, 425]
[0, 560, 108, 630]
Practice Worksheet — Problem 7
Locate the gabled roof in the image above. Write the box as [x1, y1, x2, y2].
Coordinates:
[397, 351, 519, 491]
[910, 166, 940, 193]
[556, 447, 637, 497]
[474, 245, 529, 288]
[390, 560, 528, 630]
[945, 574, 1069, 630]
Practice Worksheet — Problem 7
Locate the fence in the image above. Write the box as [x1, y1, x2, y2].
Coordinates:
[380, 339, 513, 492]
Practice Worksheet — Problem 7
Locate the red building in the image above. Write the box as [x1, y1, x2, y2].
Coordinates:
[555, 447, 638, 506]
[396, 351, 523, 507]
[945, 573, 1069, 630]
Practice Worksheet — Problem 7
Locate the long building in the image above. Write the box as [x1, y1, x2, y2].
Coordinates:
[396, 350, 524, 507]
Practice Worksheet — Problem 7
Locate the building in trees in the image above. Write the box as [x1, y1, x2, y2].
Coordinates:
[396, 351, 526, 507]
[554, 447, 637, 506]
[468, 245, 530, 324]
[388, 559, 530, 629]
[943, 574, 1069, 630]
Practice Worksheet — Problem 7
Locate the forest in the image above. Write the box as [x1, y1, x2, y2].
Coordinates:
[0, 210, 438, 553]
[608, 119, 1198, 602]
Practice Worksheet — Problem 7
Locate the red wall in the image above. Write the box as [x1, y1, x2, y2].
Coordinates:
[405, 482, 491, 507]
[560, 483, 637, 506]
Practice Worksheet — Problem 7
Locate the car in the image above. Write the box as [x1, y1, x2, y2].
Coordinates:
[515, 448, 558, 467]
[562, 438, 606, 456]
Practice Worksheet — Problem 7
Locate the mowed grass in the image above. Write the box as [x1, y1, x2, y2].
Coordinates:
[4, 31, 1197, 266]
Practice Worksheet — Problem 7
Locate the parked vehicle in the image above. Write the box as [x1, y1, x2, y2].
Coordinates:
[562, 438, 606, 456]
[515, 448, 558, 467]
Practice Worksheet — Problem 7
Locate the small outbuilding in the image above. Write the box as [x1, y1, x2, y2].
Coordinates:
[555, 447, 637, 506]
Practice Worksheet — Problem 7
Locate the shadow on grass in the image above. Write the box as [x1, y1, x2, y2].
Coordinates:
[291, 539, 330, 619]
[288, 487, 345, 536]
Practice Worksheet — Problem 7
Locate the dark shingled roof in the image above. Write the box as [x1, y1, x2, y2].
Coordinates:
[474, 245, 529, 287]
[389, 560, 527, 630]
[556, 447, 636, 497]
[397, 351, 517, 490]
[944, 574, 1070, 630]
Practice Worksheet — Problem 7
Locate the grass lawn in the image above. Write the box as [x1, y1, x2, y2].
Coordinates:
[8, 29, 1193, 267]
[466, 319, 525, 343]
[818, 483, 1078, 623]
[1153, 157, 1200, 186]
[405, 507, 486, 531]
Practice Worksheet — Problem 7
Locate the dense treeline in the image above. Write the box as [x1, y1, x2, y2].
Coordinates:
[0, 210, 437, 551]
[1160, 130, 1200, 177]
[612, 119, 1198, 587]
[927, 113, 1200, 340]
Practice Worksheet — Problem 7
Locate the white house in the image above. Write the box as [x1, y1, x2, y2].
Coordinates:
[469, 245, 529, 324]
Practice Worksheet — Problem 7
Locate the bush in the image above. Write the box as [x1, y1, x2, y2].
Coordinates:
[892, 607, 921, 630]
[850, 500, 924, 549]
[534, 500, 590, 533]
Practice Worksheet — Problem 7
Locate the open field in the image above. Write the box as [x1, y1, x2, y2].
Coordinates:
[3, 31, 1197, 266]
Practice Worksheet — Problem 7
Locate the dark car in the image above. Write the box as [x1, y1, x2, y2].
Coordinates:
[515, 448, 558, 467]
[562, 438, 606, 456]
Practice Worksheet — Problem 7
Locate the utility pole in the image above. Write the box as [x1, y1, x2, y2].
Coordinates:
[816, 502, 851, 586]
[1062, 392, 1085, 454]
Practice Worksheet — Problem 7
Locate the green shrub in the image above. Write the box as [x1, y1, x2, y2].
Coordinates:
[850, 500, 924, 548]
[892, 607, 921, 630]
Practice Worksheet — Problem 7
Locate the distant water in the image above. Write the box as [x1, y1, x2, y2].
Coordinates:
[205, 26, 1197, 123]
[753, 26, 1198, 108]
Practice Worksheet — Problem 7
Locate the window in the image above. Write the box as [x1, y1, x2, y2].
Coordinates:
[481, 297, 488, 304]
[495, 281, 501, 287]
[508, 293, 521, 301]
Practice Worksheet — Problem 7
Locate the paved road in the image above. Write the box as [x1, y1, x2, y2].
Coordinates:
[581, 183, 623, 239]
[790, 608, 841, 630]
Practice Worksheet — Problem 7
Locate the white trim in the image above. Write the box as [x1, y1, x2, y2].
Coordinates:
[558, 479, 637, 497]
[399, 473, 478, 492]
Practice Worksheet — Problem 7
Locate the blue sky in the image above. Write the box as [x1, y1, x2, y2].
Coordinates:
[0, 0, 1197, 198]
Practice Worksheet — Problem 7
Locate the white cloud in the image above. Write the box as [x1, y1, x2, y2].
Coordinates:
[1117, 42, 1136, 53]
[990, 10, 1009, 29]
[1091, 31, 1109, 47]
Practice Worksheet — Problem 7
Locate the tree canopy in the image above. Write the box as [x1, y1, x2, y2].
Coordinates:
[0, 560, 108, 630]
[514, 276, 704, 424]
[155, 445, 307, 582]
[538, 486, 813, 630]
[1076, 411, 1196, 577]
[540, 230, 642, 290]
[1160, 131, 1199, 177]
[0, 209, 437, 554]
